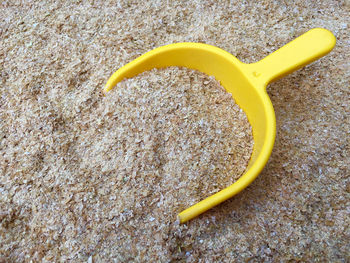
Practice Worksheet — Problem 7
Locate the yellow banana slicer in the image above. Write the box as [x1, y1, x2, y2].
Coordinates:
[104, 28, 336, 223]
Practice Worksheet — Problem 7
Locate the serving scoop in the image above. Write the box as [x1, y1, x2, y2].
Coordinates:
[104, 28, 336, 223]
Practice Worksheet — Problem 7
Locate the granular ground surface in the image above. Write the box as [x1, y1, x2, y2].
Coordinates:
[1, 0, 349, 262]
[1, 66, 253, 261]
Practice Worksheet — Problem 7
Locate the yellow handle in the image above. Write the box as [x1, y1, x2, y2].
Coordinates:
[247, 28, 336, 87]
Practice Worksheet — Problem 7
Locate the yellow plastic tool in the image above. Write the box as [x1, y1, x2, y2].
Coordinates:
[104, 28, 335, 223]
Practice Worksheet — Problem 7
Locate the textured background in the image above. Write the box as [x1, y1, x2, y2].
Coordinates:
[1, 0, 349, 262]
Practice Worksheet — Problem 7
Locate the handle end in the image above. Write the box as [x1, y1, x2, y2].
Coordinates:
[310, 28, 336, 52]
[247, 28, 336, 87]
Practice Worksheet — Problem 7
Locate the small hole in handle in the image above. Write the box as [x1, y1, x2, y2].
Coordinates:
[253, 71, 261, 77]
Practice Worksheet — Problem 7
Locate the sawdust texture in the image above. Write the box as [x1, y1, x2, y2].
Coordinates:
[1, 0, 349, 262]
[1, 63, 254, 261]
[108, 67, 253, 206]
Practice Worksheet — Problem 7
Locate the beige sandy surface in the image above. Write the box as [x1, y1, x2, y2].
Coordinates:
[1, 0, 349, 262]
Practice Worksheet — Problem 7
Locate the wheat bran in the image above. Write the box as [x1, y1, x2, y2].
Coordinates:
[0, 65, 253, 261]
[1, 0, 349, 262]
